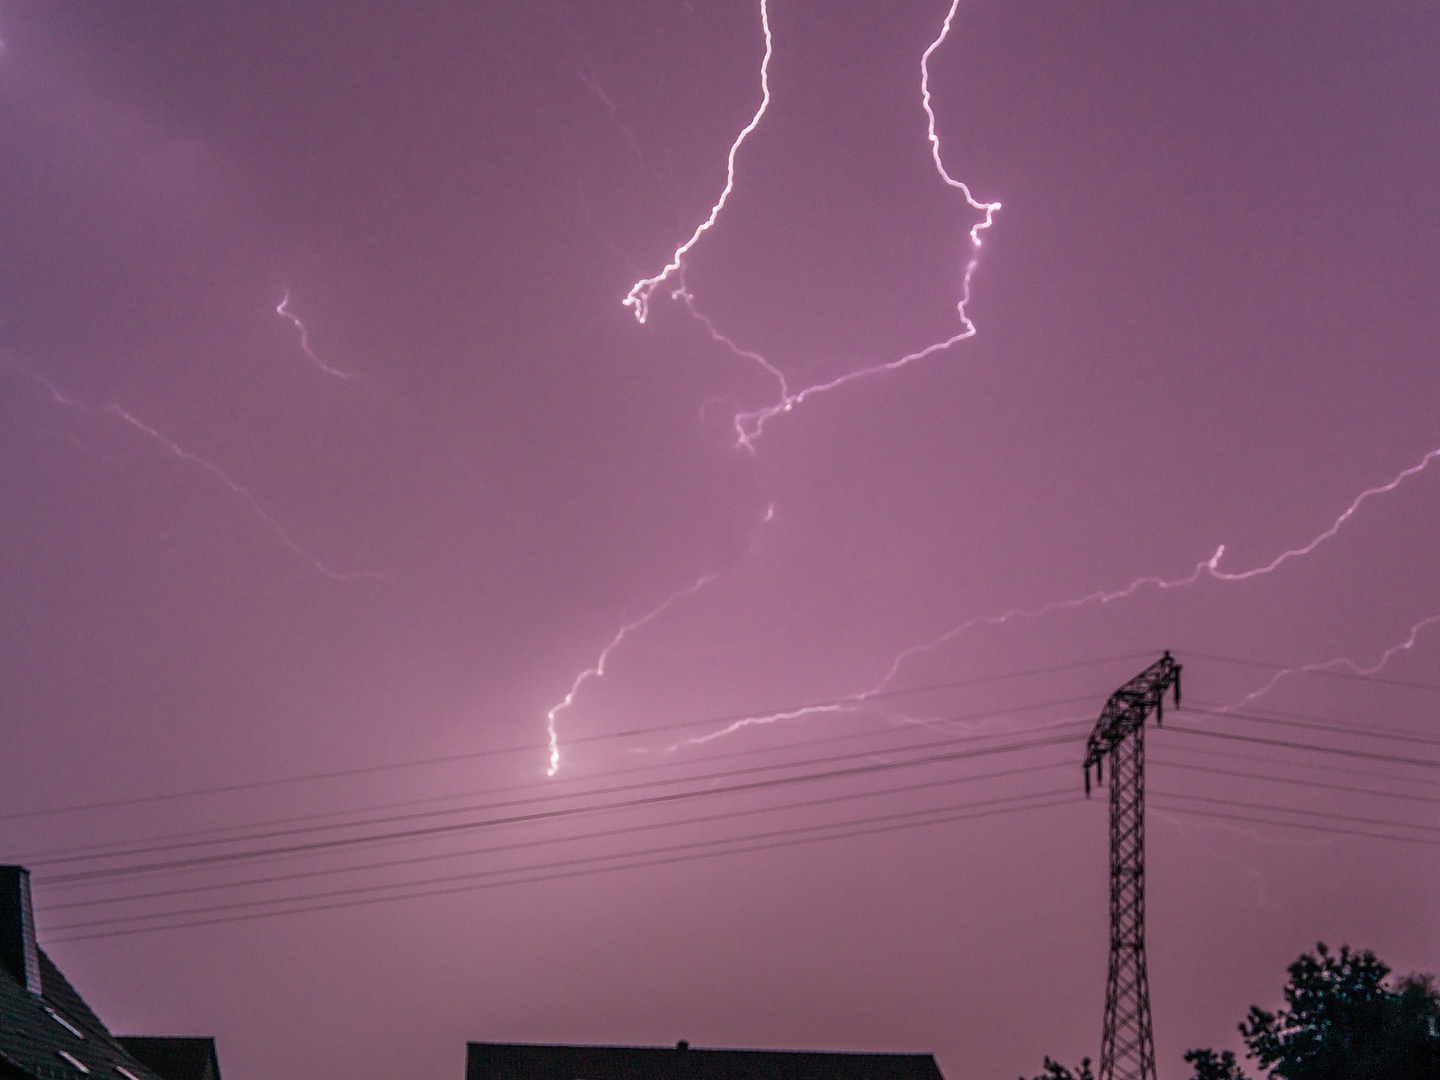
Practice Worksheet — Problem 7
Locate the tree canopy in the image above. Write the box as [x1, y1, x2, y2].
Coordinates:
[1020, 1056, 1093, 1080]
[1022, 944, 1438, 1080]
[1187, 942, 1440, 1080]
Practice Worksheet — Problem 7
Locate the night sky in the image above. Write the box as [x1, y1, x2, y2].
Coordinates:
[1, 3, 1437, 1079]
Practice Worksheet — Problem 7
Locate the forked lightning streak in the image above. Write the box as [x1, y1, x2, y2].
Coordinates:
[547, 0, 999, 772]
[627, 0, 1000, 451]
[683, 440, 1440, 744]
[545, 574, 718, 776]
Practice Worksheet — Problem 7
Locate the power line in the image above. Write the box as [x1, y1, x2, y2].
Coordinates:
[34, 694, 1433, 886]
[1152, 790, 1440, 837]
[42, 771, 1088, 933]
[43, 759, 1079, 912]
[1164, 726, 1440, 770]
[55, 748, 1440, 916]
[1182, 650, 1440, 695]
[31, 715, 1089, 872]
[20, 680, 1427, 872]
[1152, 802, 1440, 849]
[1149, 757, 1440, 807]
[46, 775, 1440, 945]
[31, 651, 1440, 945]
[1188, 702, 1440, 748]
[38, 726, 1087, 885]
[12, 692, 1099, 867]
[1152, 736, 1439, 790]
[43, 723, 1440, 941]
[0, 651, 1150, 823]
[43, 791, 1083, 944]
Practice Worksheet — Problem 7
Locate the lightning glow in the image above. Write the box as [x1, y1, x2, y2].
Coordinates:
[545, 573, 718, 776]
[22, 367, 373, 581]
[276, 291, 359, 380]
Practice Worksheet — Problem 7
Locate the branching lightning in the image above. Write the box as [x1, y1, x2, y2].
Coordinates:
[625, 0, 1001, 451]
[621, 2, 773, 327]
[873, 440, 1440, 690]
[21, 367, 373, 581]
[1206, 447, 1440, 582]
[545, 573, 718, 776]
[552, 0, 1435, 771]
[679, 439, 1440, 744]
[548, 0, 1001, 773]
[277, 291, 360, 381]
[1224, 612, 1440, 713]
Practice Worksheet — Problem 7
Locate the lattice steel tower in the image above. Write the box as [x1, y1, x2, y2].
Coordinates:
[1083, 652, 1181, 1080]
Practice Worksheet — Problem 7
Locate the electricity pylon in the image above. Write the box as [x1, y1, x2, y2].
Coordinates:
[1083, 651, 1182, 1080]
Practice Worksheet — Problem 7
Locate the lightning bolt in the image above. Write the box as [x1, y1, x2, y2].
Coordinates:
[621, 2, 773, 326]
[869, 440, 1440, 693]
[678, 439, 1440, 745]
[557, 2, 1434, 766]
[1206, 446, 1440, 581]
[1222, 612, 1440, 713]
[547, 0, 1001, 772]
[545, 573, 718, 776]
[627, 0, 1000, 451]
[20, 366, 374, 582]
[724, 0, 999, 449]
[276, 291, 361, 381]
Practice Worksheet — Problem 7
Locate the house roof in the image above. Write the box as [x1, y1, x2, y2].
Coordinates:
[0, 868, 221, 1080]
[0, 946, 166, 1080]
[115, 1038, 221, 1080]
[467, 1042, 948, 1080]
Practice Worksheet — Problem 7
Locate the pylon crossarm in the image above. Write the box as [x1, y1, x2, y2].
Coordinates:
[1082, 651, 1181, 777]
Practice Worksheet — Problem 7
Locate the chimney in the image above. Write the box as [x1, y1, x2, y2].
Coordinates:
[0, 866, 42, 995]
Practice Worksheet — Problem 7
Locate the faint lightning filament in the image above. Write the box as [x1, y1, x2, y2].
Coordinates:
[277, 292, 360, 380]
[23, 367, 373, 582]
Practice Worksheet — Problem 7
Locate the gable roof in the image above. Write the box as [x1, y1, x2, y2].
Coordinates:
[0, 868, 221, 1080]
[0, 946, 165, 1080]
[467, 1042, 947, 1080]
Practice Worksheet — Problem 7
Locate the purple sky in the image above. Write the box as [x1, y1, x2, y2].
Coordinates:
[1, 3, 1437, 1078]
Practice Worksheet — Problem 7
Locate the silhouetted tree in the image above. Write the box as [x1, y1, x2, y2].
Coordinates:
[1183, 1048, 1247, 1080]
[1020, 1056, 1094, 1080]
[1187, 942, 1440, 1080]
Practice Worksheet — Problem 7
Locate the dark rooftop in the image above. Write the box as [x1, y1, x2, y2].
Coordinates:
[467, 1042, 947, 1080]
[117, 1038, 222, 1080]
[0, 947, 166, 1080]
[0, 867, 221, 1080]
